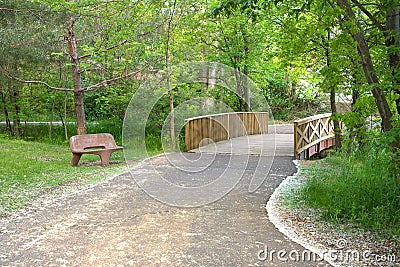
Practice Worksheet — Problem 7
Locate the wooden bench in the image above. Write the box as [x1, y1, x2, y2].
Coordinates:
[70, 133, 123, 166]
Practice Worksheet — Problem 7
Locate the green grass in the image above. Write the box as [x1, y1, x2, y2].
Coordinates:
[294, 148, 400, 238]
[0, 137, 128, 214]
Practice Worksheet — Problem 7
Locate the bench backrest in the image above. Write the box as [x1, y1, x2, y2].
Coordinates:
[70, 133, 118, 152]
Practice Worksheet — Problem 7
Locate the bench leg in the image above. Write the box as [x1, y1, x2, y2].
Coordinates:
[71, 153, 82, 166]
[99, 151, 113, 166]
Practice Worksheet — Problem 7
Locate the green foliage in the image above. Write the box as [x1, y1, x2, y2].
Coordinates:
[339, 95, 379, 147]
[85, 87, 133, 121]
[0, 0, 337, 133]
[298, 144, 400, 237]
[0, 0, 64, 65]
[0, 123, 75, 144]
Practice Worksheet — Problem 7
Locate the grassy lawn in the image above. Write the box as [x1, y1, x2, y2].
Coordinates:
[0, 137, 129, 215]
[291, 149, 400, 238]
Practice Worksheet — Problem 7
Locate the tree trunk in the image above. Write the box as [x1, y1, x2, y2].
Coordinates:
[286, 64, 297, 104]
[200, 46, 209, 94]
[290, 81, 297, 104]
[6, 79, 21, 137]
[243, 65, 250, 112]
[388, 7, 400, 188]
[337, 0, 393, 132]
[233, 67, 244, 111]
[168, 90, 176, 151]
[386, 7, 400, 115]
[352, 89, 360, 107]
[12, 86, 21, 137]
[66, 16, 87, 135]
[165, 44, 176, 151]
[326, 30, 342, 148]
[64, 92, 68, 140]
[165, 32, 176, 151]
[243, 33, 250, 112]
[330, 89, 342, 148]
[49, 96, 56, 139]
[163, 1, 177, 151]
[200, 49, 210, 112]
[0, 87, 12, 134]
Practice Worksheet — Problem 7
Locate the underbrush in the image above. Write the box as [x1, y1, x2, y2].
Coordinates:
[0, 121, 164, 152]
[0, 120, 123, 145]
[297, 146, 400, 238]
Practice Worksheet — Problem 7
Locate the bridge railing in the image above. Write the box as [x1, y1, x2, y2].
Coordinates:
[184, 112, 269, 151]
[294, 113, 341, 159]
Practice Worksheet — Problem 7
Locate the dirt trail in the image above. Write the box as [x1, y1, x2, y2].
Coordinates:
[1, 151, 330, 266]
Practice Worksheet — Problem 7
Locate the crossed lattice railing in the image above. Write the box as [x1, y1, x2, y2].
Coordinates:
[293, 113, 341, 159]
[184, 112, 269, 151]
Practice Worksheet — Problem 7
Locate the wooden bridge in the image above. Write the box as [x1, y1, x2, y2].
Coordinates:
[184, 112, 339, 159]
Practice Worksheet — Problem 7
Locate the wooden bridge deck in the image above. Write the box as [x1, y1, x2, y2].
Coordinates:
[189, 124, 294, 156]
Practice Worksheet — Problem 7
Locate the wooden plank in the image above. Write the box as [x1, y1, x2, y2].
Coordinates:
[262, 113, 269, 134]
[247, 113, 253, 135]
[190, 132, 294, 156]
[309, 144, 317, 157]
[243, 113, 250, 135]
[296, 135, 335, 153]
[210, 116, 218, 143]
[212, 114, 228, 143]
[240, 113, 247, 136]
[229, 113, 238, 138]
[221, 114, 229, 140]
[250, 113, 256, 135]
[253, 113, 258, 134]
[185, 121, 191, 151]
[252, 113, 258, 134]
[199, 118, 208, 146]
[240, 113, 248, 136]
[193, 118, 200, 150]
[184, 112, 270, 151]
[293, 113, 332, 125]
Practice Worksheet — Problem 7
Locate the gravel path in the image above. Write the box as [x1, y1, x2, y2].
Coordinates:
[0, 153, 330, 266]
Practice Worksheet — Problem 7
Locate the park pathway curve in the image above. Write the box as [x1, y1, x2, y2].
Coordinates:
[0, 125, 330, 266]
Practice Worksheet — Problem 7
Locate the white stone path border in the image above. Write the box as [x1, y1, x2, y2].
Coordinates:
[266, 160, 343, 267]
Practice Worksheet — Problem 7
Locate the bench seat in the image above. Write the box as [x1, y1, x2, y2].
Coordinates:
[70, 133, 123, 166]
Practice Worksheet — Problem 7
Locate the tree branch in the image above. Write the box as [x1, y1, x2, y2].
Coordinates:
[1, 61, 152, 93]
[0, 7, 44, 20]
[0, 67, 73, 92]
[350, 0, 386, 33]
[200, 37, 227, 52]
[82, 64, 150, 92]
[0, 8, 25, 12]
[79, 40, 128, 60]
